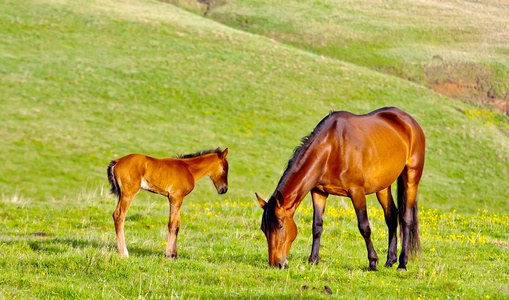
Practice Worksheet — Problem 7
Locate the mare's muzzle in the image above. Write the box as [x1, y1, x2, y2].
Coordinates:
[271, 256, 288, 269]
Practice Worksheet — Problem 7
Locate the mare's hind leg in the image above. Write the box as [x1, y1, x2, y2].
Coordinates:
[376, 187, 398, 268]
[165, 195, 184, 259]
[309, 188, 328, 264]
[113, 188, 138, 257]
[350, 188, 378, 271]
[398, 167, 422, 271]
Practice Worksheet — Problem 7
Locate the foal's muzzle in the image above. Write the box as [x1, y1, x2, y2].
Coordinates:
[218, 186, 228, 194]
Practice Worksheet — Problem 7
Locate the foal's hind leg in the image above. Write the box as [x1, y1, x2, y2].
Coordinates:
[113, 188, 138, 257]
[165, 195, 184, 259]
[376, 187, 398, 268]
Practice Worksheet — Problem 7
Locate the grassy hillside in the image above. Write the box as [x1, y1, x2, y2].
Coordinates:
[0, 0, 508, 298]
[183, 0, 509, 114]
[1, 0, 507, 211]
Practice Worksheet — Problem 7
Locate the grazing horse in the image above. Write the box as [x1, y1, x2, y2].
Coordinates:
[107, 148, 229, 258]
[256, 107, 425, 271]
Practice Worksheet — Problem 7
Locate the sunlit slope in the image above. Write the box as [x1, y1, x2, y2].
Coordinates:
[0, 0, 507, 212]
[200, 0, 509, 106]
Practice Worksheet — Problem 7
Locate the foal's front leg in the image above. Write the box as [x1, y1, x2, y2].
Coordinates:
[309, 188, 328, 264]
[165, 196, 183, 259]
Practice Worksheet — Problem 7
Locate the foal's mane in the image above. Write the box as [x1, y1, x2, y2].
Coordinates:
[174, 148, 221, 159]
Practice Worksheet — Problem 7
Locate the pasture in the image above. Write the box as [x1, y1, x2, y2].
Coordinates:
[1, 0, 508, 298]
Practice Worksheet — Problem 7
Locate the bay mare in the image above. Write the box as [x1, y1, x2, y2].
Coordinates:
[257, 107, 425, 271]
[107, 148, 228, 258]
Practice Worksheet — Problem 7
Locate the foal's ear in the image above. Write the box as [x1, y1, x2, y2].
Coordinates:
[255, 193, 266, 209]
[220, 148, 228, 159]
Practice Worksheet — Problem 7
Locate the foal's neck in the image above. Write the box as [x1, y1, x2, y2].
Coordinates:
[182, 154, 218, 181]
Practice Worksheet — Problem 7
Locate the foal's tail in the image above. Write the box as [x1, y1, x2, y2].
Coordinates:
[397, 176, 421, 256]
[107, 160, 121, 199]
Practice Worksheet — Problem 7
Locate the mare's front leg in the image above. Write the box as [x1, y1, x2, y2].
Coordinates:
[376, 187, 398, 268]
[309, 188, 328, 264]
[165, 195, 183, 259]
[351, 188, 378, 271]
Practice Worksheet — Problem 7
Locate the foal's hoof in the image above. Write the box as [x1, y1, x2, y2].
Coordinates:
[118, 246, 129, 258]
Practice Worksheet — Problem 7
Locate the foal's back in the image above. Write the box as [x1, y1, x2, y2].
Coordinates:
[114, 154, 193, 197]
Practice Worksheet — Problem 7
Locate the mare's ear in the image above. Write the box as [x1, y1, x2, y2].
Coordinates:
[255, 193, 266, 209]
[275, 191, 284, 208]
[220, 148, 228, 159]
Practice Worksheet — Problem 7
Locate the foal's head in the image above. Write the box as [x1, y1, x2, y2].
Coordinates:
[210, 148, 229, 194]
[256, 191, 297, 269]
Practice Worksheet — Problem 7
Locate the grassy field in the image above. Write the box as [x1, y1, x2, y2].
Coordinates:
[1, 0, 508, 298]
[1, 194, 508, 298]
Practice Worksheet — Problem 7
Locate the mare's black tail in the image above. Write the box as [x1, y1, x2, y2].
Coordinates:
[397, 175, 421, 256]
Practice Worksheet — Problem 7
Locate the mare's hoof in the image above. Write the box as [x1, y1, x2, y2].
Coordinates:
[397, 265, 407, 271]
[308, 257, 320, 265]
[368, 263, 378, 272]
[368, 260, 378, 271]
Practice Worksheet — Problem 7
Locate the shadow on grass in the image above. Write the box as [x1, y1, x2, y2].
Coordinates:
[1, 235, 162, 258]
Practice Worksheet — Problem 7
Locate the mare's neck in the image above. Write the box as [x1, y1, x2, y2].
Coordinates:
[275, 151, 325, 216]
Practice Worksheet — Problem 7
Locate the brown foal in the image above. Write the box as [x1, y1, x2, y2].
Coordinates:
[107, 148, 228, 258]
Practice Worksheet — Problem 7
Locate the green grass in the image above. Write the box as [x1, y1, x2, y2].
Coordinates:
[1, 0, 508, 298]
[1, 194, 508, 298]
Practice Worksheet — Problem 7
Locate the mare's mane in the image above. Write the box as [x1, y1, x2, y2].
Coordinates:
[274, 111, 338, 199]
[175, 148, 221, 159]
[263, 112, 337, 230]
[264, 111, 355, 229]
[261, 199, 279, 231]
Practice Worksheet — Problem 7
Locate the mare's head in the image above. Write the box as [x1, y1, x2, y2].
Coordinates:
[256, 191, 297, 269]
[210, 148, 229, 194]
